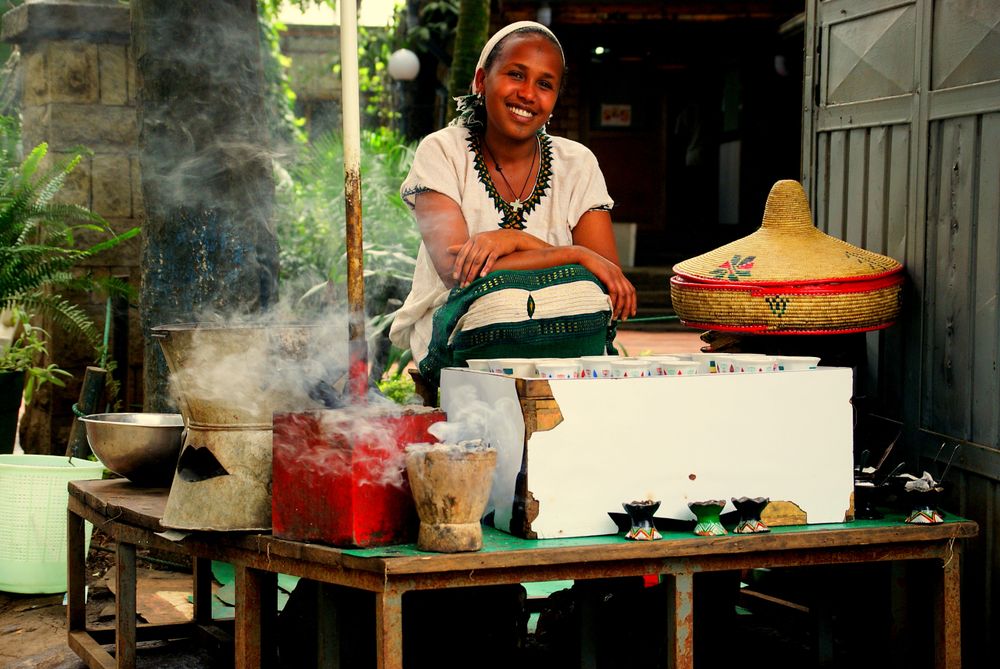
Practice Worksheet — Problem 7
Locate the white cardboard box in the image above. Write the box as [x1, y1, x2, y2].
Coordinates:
[440, 367, 855, 539]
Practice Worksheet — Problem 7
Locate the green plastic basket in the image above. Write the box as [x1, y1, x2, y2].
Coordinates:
[0, 454, 105, 594]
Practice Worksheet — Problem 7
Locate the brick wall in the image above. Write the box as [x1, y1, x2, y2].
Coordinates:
[3, 0, 143, 451]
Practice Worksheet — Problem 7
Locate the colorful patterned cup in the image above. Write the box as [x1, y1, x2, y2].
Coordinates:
[733, 354, 777, 373]
[661, 360, 702, 376]
[610, 359, 653, 378]
[775, 355, 821, 371]
[579, 355, 615, 379]
[535, 361, 581, 380]
[640, 355, 681, 376]
[713, 354, 738, 374]
[488, 358, 537, 377]
[688, 352, 720, 374]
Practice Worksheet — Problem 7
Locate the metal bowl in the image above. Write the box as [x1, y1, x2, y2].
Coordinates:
[80, 413, 185, 487]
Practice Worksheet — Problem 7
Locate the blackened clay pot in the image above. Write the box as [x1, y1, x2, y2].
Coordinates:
[623, 500, 662, 541]
[732, 496, 770, 533]
[904, 487, 946, 524]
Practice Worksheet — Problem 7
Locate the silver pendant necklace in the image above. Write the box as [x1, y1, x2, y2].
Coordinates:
[484, 137, 538, 212]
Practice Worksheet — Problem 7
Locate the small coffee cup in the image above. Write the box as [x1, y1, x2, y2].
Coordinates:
[775, 355, 821, 371]
[640, 355, 681, 376]
[610, 359, 653, 378]
[579, 355, 615, 379]
[535, 360, 581, 380]
[488, 358, 537, 377]
[688, 352, 720, 374]
[732, 354, 777, 373]
[661, 360, 701, 376]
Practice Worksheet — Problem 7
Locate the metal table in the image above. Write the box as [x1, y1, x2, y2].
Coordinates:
[68, 478, 978, 669]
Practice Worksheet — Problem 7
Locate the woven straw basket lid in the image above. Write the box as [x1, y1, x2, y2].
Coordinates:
[673, 180, 902, 284]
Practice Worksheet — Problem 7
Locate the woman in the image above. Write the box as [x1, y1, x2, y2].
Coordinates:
[390, 21, 636, 374]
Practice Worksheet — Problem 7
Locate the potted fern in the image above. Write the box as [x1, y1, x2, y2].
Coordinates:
[0, 141, 138, 453]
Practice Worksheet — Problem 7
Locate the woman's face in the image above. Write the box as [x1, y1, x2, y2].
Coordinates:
[477, 33, 563, 143]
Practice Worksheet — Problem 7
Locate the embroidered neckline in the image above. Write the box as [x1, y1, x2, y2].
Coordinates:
[469, 131, 553, 230]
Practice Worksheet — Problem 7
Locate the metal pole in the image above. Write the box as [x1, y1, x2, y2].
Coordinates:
[339, 0, 367, 400]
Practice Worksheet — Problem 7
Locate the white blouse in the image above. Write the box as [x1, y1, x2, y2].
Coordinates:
[389, 125, 614, 364]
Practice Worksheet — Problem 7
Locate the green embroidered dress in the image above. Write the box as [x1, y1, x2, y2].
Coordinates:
[390, 126, 615, 368]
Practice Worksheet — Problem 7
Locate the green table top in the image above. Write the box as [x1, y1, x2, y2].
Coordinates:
[340, 513, 969, 559]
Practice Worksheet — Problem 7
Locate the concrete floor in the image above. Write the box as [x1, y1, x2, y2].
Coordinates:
[612, 327, 705, 356]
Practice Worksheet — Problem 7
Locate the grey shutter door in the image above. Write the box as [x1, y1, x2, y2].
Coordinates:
[803, 0, 1000, 659]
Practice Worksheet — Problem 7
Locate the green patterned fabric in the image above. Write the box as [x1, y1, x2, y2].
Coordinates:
[419, 265, 616, 385]
[468, 131, 553, 231]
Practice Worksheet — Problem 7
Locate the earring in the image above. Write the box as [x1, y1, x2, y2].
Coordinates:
[452, 92, 487, 129]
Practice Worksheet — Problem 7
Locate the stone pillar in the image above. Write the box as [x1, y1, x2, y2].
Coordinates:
[132, 0, 279, 412]
[3, 0, 143, 452]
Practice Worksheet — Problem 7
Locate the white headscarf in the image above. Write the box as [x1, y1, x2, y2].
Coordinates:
[470, 21, 565, 94]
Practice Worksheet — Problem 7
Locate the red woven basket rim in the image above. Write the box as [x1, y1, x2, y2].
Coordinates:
[674, 318, 898, 335]
[669, 272, 905, 295]
[672, 265, 904, 288]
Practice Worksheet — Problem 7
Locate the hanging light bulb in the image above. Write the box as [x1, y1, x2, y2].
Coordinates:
[388, 48, 420, 81]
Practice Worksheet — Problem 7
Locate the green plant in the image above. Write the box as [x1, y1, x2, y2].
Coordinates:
[0, 142, 138, 341]
[447, 0, 490, 123]
[405, 1, 460, 52]
[0, 307, 70, 404]
[377, 371, 417, 405]
[258, 2, 307, 146]
[0, 139, 139, 395]
[324, 1, 459, 130]
[276, 128, 419, 301]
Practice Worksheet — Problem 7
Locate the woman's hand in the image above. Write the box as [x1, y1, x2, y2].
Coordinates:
[576, 247, 637, 321]
[447, 229, 546, 287]
[570, 210, 637, 321]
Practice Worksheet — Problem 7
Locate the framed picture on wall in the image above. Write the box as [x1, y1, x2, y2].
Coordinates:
[599, 103, 632, 128]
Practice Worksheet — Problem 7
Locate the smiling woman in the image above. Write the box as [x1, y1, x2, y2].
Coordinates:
[389, 22, 637, 381]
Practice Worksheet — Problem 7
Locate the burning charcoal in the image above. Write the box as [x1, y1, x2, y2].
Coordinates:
[308, 379, 345, 408]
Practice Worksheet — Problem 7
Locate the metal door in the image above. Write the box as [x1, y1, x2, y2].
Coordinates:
[803, 1, 1000, 665]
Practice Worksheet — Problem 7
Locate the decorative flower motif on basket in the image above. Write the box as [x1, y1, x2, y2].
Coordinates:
[764, 295, 789, 317]
[710, 255, 755, 282]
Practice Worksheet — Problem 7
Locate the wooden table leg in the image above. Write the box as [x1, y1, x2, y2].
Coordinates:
[317, 583, 341, 669]
[374, 589, 404, 669]
[579, 585, 598, 669]
[235, 565, 277, 669]
[935, 546, 962, 668]
[66, 510, 86, 634]
[664, 572, 694, 669]
[192, 557, 214, 626]
[115, 541, 137, 669]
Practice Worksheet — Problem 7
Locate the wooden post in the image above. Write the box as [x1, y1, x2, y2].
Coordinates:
[339, 0, 367, 401]
[64, 366, 108, 458]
